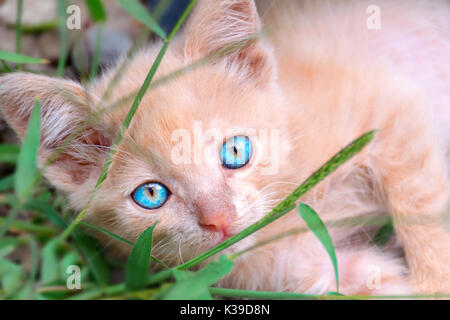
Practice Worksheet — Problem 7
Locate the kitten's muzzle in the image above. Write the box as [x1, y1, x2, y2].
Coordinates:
[194, 192, 236, 237]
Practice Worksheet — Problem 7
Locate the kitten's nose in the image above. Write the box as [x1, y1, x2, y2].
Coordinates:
[195, 194, 235, 234]
[199, 212, 230, 233]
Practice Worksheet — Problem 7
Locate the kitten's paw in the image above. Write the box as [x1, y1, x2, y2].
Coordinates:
[411, 281, 450, 298]
[337, 249, 411, 297]
[410, 266, 450, 296]
[408, 238, 450, 296]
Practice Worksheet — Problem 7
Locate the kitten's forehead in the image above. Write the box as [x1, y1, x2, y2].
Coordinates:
[121, 63, 272, 148]
[100, 48, 279, 133]
[104, 49, 283, 181]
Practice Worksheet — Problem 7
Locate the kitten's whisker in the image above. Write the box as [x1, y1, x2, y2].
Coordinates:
[178, 235, 185, 265]
[259, 181, 300, 194]
[289, 125, 325, 144]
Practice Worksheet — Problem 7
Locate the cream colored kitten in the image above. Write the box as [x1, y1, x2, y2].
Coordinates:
[1, 0, 449, 295]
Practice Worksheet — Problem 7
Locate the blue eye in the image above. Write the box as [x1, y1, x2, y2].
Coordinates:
[220, 136, 252, 169]
[132, 182, 170, 210]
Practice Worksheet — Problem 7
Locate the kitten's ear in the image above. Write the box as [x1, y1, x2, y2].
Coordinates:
[0, 73, 112, 194]
[184, 0, 275, 84]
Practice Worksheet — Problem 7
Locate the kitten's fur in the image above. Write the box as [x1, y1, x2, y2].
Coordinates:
[1, 0, 450, 295]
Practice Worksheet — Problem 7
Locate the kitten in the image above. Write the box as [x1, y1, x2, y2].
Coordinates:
[1, 0, 449, 295]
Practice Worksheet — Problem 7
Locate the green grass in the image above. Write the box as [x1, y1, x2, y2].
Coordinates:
[15, 0, 23, 70]
[0, 0, 415, 300]
[56, 0, 69, 77]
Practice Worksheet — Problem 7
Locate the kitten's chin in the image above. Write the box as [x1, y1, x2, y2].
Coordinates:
[204, 232, 233, 249]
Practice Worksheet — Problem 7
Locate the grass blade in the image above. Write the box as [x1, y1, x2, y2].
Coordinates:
[209, 287, 319, 300]
[159, 255, 234, 300]
[20, 20, 59, 33]
[0, 216, 58, 237]
[79, 221, 169, 269]
[15, 0, 23, 70]
[73, 231, 110, 286]
[1, 60, 12, 72]
[67, 287, 103, 300]
[231, 214, 391, 260]
[0, 238, 21, 258]
[0, 144, 20, 164]
[125, 223, 157, 291]
[0, 258, 24, 298]
[26, 237, 39, 298]
[23, 199, 67, 229]
[85, 0, 107, 23]
[298, 203, 339, 292]
[0, 50, 47, 65]
[57, 0, 68, 77]
[373, 218, 394, 247]
[41, 239, 60, 285]
[116, 0, 167, 39]
[85, 0, 106, 81]
[89, 25, 103, 81]
[80, 221, 133, 246]
[14, 99, 40, 201]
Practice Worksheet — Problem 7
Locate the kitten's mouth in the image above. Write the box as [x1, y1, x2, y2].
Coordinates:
[202, 225, 237, 248]
[211, 230, 234, 246]
[220, 233, 232, 242]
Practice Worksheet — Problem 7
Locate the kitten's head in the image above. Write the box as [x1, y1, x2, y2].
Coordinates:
[0, 0, 292, 264]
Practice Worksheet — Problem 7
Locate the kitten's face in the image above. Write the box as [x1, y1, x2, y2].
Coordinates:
[88, 52, 292, 264]
[0, 0, 293, 266]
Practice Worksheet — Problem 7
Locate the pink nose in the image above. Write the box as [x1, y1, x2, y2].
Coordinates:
[199, 212, 229, 233]
[194, 188, 235, 234]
